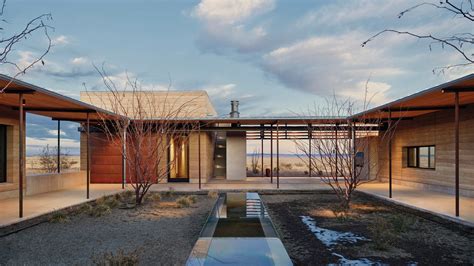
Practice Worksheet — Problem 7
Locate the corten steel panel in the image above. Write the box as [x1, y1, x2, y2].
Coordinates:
[90, 133, 122, 183]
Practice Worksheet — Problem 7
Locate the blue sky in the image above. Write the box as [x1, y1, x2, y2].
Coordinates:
[2, 0, 473, 154]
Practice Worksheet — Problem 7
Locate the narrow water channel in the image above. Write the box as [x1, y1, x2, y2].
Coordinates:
[186, 192, 293, 265]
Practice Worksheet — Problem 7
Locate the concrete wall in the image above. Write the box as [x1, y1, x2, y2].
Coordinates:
[372, 104, 474, 197]
[0, 106, 21, 199]
[26, 171, 86, 196]
[226, 132, 246, 180]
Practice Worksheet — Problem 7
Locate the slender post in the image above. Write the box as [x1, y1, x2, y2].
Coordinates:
[261, 124, 264, 177]
[57, 120, 61, 173]
[276, 122, 280, 189]
[454, 92, 460, 216]
[270, 124, 273, 183]
[335, 123, 338, 180]
[198, 125, 202, 190]
[18, 93, 24, 218]
[86, 113, 90, 199]
[308, 124, 312, 177]
[122, 126, 126, 189]
[388, 109, 392, 198]
[352, 120, 356, 181]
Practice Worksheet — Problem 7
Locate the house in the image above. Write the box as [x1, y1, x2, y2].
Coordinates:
[0, 73, 473, 218]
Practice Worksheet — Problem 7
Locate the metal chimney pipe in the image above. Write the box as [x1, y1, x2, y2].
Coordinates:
[230, 100, 240, 118]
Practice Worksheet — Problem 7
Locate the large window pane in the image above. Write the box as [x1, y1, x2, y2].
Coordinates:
[407, 147, 417, 167]
[429, 146, 435, 169]
[419, 147, 429, 168]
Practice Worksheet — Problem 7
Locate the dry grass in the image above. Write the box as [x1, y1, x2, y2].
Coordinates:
[92, 248, 140, 266]
[207, 190, 218, 199]
[49, 211, 70, 223]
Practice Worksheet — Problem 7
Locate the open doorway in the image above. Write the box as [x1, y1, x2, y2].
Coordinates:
[168, 136, 189, 182]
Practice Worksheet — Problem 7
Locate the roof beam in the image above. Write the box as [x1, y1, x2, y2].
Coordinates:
[2, 88, 35, 94]
[381, 105, 466, 112]
[12, 107, 96, 113]
[442, 87, 474, 93]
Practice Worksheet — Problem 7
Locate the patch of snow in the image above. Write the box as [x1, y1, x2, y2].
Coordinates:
[330, 252, 383, 266]
[300, 216, 368, 248]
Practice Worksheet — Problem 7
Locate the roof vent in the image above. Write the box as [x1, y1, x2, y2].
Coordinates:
[229, 100, 240, 118]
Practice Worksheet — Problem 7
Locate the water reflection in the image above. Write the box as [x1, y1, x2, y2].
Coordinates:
[186, 192, 292, 266]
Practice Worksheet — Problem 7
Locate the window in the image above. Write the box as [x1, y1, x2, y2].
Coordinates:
[406, 146, 435, 169]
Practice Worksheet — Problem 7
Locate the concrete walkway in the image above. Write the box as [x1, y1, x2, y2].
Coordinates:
[1, 179, 472, 228]
[360, 182, 474, 225]
[0, 184, 123, 227]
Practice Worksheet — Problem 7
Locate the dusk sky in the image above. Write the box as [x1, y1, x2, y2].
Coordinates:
[3, 0, 473, 154]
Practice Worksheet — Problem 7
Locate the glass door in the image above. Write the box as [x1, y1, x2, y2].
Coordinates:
[168, 136, 189, 182]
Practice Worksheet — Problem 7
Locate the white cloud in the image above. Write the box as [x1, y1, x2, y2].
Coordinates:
[192, 0, 274, 53]
[193, 0, 274, 24]
[48, 130, 67, 136]
[71, 57, 89, 65]
[203, 83, 236, 99]
[104, 72, 170, 91]
[26, 137, 79, 148]
[52, 35, 69, 46]
[261, 32, 404, 98]
[339, 81, 392, 107]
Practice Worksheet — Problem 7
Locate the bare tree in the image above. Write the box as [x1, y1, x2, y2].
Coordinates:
[39, 145, 77, 173]
[250, 147, 260, 174]
[362, 0, 473, 73]
[295, 88, 398, 209]
[0, 0, 53, 92]
[86, 66, 200, 205]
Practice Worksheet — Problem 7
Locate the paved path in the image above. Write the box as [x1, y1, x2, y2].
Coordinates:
[360, 182, 474, 225]
[0, 184, 123, 227]
[0, 179, 472, 228]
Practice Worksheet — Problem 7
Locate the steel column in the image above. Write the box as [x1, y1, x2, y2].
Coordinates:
[198, 125, 202, 190]
[86, 113, 90, 199]
[454, 92, 460, 216]
[270, 124, 273, 183]
[335, 123, 338, 179]
[122, 127, 126, 189]
[389, 109, 393, 198]
[308, 124, 312, 177]
[57, 120, 61, 173]
[351, 120, 356, 181]
[276, 122, 280, 189]
[261, 124, 264, 177]
[18, 93, 24, 218]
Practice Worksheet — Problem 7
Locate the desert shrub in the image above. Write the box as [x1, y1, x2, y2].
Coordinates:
[92, 248, 139, 266]
[295, 162, 304, 167]
[389, 214, 418, 233]
[176, 196, 192, 208]
[119, 190, 134, 202]
[329, 203, 350, 221]
[78, 203, 93, 214]
[207, 190, 218, 199]
[282, 163, 293, 170]
[187, 195, 197, 204]
[145, 193, 161, 203]
[90, 204, 112, 217]
[49, 211, 70, 223]
[163, 187, 175, 198]
[104, 197, 119, 208]
[369, 216, 396, 250]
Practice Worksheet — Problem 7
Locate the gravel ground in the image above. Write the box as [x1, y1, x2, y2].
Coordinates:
[0, 193, 214, 265]
[262, 192, 474, 265]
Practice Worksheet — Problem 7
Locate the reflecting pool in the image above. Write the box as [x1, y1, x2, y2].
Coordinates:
[186, 192, 293, 266]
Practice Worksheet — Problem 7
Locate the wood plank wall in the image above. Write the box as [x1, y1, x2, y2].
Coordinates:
[0, 105, 21, 197]
[373, 104, 474, 196]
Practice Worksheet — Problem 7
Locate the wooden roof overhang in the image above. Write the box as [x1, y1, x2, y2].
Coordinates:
[0, 74, 123, 122]
[350, 73, 474, 120]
